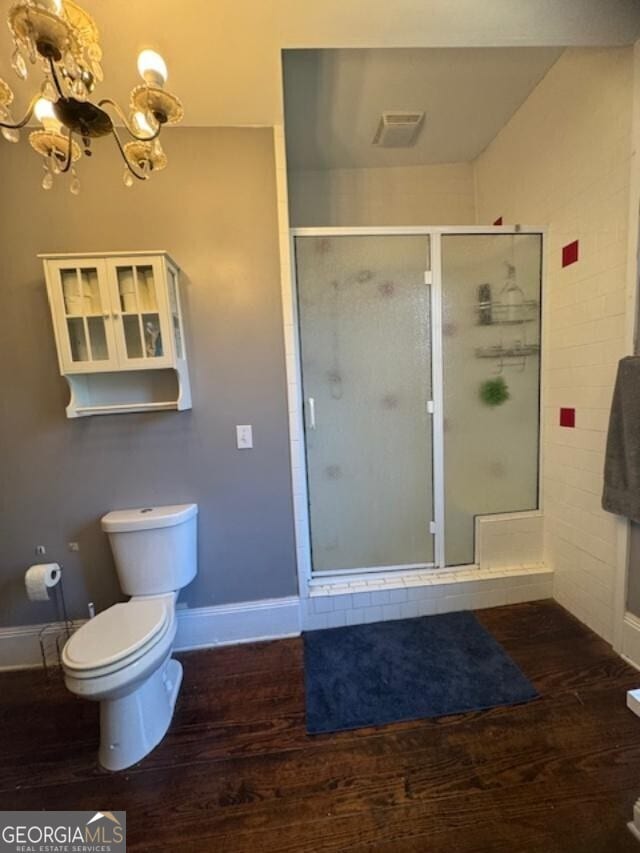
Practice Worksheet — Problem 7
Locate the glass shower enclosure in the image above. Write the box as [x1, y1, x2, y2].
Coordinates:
[293, 228, 543, 576]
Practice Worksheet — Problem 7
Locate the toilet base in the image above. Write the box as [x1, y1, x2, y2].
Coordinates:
[99, 657, 183, 771]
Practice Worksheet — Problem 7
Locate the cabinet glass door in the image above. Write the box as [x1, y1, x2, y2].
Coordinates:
[167, 265, 185, 359]
[111, 260, 171, 368]
[52, 261, 117, 371]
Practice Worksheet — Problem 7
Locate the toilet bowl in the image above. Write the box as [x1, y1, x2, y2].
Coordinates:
[62, 504, 197, 771]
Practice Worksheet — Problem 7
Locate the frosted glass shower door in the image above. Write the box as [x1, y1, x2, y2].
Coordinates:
[441, 233, 542, 566]
[295, 235, 434, 573]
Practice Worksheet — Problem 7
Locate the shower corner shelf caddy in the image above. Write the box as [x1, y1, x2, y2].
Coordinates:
[474, 295, 540, 366]
[475, 343, 540, 359]
[41, 250, 191, 418]
[475, 297, 539, 326]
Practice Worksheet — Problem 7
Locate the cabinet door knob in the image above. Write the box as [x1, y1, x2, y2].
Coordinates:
[103, 312, 109, 319]
[112, 312, 120, 319]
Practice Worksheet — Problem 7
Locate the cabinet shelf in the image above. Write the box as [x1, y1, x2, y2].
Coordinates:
[41, 251, 192, 418]
[75, 401, 179, 417]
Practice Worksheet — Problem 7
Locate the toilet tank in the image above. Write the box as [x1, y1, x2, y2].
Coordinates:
[101, 504, 198, 596]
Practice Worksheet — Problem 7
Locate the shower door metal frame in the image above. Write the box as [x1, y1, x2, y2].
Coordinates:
[289, 225, 545, 585]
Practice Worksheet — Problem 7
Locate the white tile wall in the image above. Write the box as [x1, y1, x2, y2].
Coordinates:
[289, 163, 475, 227]
[476, 512, 544, 570]
[475, 47, 635, 643]
[302, 566, 554, 631]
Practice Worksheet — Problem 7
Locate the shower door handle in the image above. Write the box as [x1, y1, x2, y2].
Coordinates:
[307, 397, 316, 430]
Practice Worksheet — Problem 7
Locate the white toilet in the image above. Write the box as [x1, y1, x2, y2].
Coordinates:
[62, 503, 198, 771]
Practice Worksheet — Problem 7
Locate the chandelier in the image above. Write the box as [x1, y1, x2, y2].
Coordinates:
[0, 0, 183, 193]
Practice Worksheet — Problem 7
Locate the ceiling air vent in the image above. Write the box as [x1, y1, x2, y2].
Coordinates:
[372, 111, 425, 147]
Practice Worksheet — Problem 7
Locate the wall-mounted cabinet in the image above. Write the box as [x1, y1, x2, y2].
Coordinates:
[41, 251, 191, 418]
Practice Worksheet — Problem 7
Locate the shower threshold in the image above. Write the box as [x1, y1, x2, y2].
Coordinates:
[308, 563, 551, 598]
[309, 563, 478, 593]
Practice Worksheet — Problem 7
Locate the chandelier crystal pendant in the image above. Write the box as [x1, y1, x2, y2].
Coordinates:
[0, 0, 183, 192]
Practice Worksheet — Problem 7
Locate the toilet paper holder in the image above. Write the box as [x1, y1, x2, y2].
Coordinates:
[34, 567, 74, 676]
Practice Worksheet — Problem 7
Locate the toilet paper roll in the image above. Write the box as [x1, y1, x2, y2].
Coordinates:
[25, 563, 62, 602]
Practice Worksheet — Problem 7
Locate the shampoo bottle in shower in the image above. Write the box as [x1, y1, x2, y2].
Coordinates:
[502, 263, 523, 323]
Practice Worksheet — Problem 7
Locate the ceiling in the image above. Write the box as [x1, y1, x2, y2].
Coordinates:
[283, 47, 564, 170]
[0, 0, 637, 128]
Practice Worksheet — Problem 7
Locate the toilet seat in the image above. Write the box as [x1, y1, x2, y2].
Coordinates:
[63, 597, 171, 678]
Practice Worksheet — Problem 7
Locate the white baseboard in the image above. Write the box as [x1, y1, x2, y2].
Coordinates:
[0, 596, 301, 672]
[0, 622, 79, 671]
[622, 612, 640, 671]
[174, 596, 301, 651]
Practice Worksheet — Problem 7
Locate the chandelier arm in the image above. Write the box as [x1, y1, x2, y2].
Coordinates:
[111, 126, 148, 181]
[98, 98, 162, 142]
[60, 128, 75, 173]
[0, 91, 42, 129]
[48, 56, 66, 100]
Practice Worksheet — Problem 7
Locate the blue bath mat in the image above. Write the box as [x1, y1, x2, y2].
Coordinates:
[304, 611, 538, 734]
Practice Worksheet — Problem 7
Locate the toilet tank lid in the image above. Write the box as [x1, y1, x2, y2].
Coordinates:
[101, 503, 198, 532]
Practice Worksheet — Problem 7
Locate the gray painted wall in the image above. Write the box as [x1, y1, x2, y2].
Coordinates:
[0, 127, 298, 627]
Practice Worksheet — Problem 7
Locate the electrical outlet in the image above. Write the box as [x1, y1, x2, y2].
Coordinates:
[68, 541, 80, 552]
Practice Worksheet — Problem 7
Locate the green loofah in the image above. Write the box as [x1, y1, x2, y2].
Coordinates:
[479, 376, 510, 406]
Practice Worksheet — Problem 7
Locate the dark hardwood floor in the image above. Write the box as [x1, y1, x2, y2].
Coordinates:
[1, 600, 640, 852]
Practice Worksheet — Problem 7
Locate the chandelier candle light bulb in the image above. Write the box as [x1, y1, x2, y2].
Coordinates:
[34, 97, 60, 131]
[137, 50, 168, 87]
[37, 0, 63, 14]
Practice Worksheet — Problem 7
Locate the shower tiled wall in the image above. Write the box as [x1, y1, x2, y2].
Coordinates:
[476, 512, 544, 569]
[475, 47, 635, 642]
